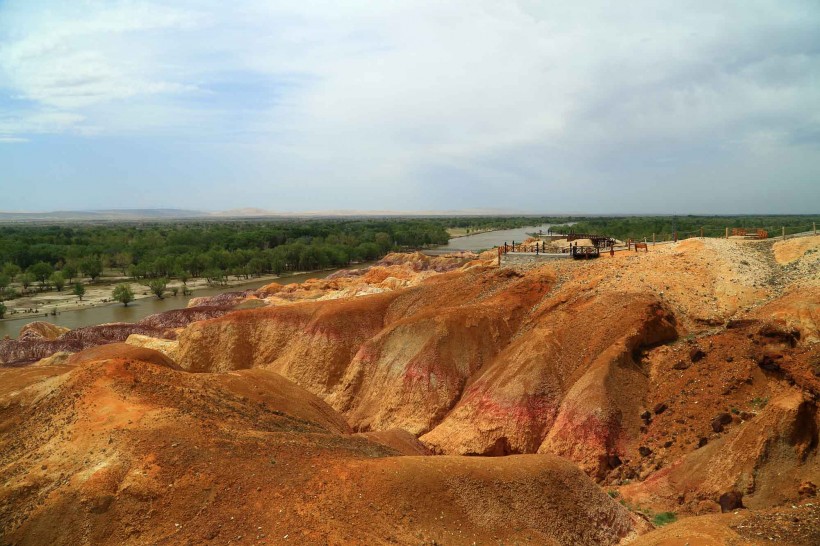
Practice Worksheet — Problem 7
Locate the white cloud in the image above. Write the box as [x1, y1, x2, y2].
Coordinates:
[0, 110, 87, 139]
[0, 1, 203, 113]
[0, 0, 818, 211]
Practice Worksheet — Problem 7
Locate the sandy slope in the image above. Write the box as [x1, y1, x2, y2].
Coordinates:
[0, 347, 645, 545]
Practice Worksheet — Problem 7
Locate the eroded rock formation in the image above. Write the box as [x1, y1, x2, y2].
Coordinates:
[2, 237, 819, 543]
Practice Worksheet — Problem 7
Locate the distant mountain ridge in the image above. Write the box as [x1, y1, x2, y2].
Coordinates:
[0, 209, 206, 221]
[0, 207, 537, 222]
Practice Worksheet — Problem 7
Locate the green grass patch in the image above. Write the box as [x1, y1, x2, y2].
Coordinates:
[652, 512, 677, 526]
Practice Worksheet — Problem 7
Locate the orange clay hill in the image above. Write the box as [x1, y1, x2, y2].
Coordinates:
[1, 239, 818, 545]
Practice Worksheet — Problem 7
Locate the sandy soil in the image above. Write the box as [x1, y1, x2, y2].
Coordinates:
[0, 345, 646, 545]
[446, 227, 498, 238]
[773, 236, 820, 264]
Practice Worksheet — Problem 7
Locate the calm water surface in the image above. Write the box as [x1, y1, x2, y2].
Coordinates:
[0, 267, 358, 339]
[433, 223, 560, 252]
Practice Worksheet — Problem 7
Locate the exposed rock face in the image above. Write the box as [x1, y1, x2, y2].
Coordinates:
[172, 240, 819, 498]
[309, 454, 648, 545]
[719, 491, 745, 512]
[328, 269, 555, 434]
[177, 267, 556, 435]
[773, 235, 820, 265]
[186, 288, 257, 308]
[614, 298, 820, 512]
[124, 333, 179, 361]
[753, 288, 820, 344]
[422, 292, 676, 470]
[173, 261, 681, 478]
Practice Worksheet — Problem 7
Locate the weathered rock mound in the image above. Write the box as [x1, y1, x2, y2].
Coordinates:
[0, 345, 644, 545]
[307, 454, 650, 545]
[17, 321, 71, 341]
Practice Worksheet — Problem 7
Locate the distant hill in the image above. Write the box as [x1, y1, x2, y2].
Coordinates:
[0, 209, 207, 222]
[0, 207, 538, 223]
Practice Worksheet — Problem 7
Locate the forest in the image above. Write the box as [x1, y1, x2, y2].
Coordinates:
[550, 215, 819, 242]
[0, 216, 563, 297]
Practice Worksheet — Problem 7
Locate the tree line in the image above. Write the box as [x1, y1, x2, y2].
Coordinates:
[0, 217, 563, 300]
[550, 215, 819, 242]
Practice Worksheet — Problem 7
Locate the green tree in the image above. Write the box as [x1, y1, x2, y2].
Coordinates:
[152, 256, 174, 278]
[62, 263, 78, 283]
[0, 301, 6, 319]
[113, 252, 133, 275]
[148, 278, 167, 299]
[247, 257, 267, 276]
[271, 255, 285, 275]
[1, 263, 20, 282]
[128, 263, 148, 280]
[356, 242, 381, 261]
[80, 257, 103, 282]
[0, 273, 9, 291]
[20, 272, 34, 292]
[374, 232, 392, 252]
[204, 269, 225, 285]
[50, 271, 66, 291]
[112, 283, 135, 306]
[72, 283, 86, 301]
[28, 261, 54, 286]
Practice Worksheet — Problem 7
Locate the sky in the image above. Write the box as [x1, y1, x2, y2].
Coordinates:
[0, 0, 819, 214]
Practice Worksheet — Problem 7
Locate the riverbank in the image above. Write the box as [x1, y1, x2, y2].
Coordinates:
[0, 268, 349, 324]
[445, 227, 499, 238]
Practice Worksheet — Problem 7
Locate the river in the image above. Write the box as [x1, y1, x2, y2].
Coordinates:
[430, 223, 560, 252]
[1, 223, 563, 338]
[0, 268, 353, 339]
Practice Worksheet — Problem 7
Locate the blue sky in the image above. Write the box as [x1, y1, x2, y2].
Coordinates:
[1, 0, 819, 213]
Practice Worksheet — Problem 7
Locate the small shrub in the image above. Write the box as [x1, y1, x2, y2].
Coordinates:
[72, 283, 85, 301]
[112, 283, 135, 307]
[148, 278, 167, 299]
[607, 490, 619, 498]
[750, 397, 769, 410]
[2, 287, 20, 301]
[652, 512, 677, 526]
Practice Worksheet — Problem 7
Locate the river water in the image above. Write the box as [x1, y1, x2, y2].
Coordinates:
[0, 268, 349, 339]
[1, 223, 562, 339]
[431, 223, 559, 252]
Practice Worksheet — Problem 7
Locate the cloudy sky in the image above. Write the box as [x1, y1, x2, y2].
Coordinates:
[1, 0, 818, 213]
